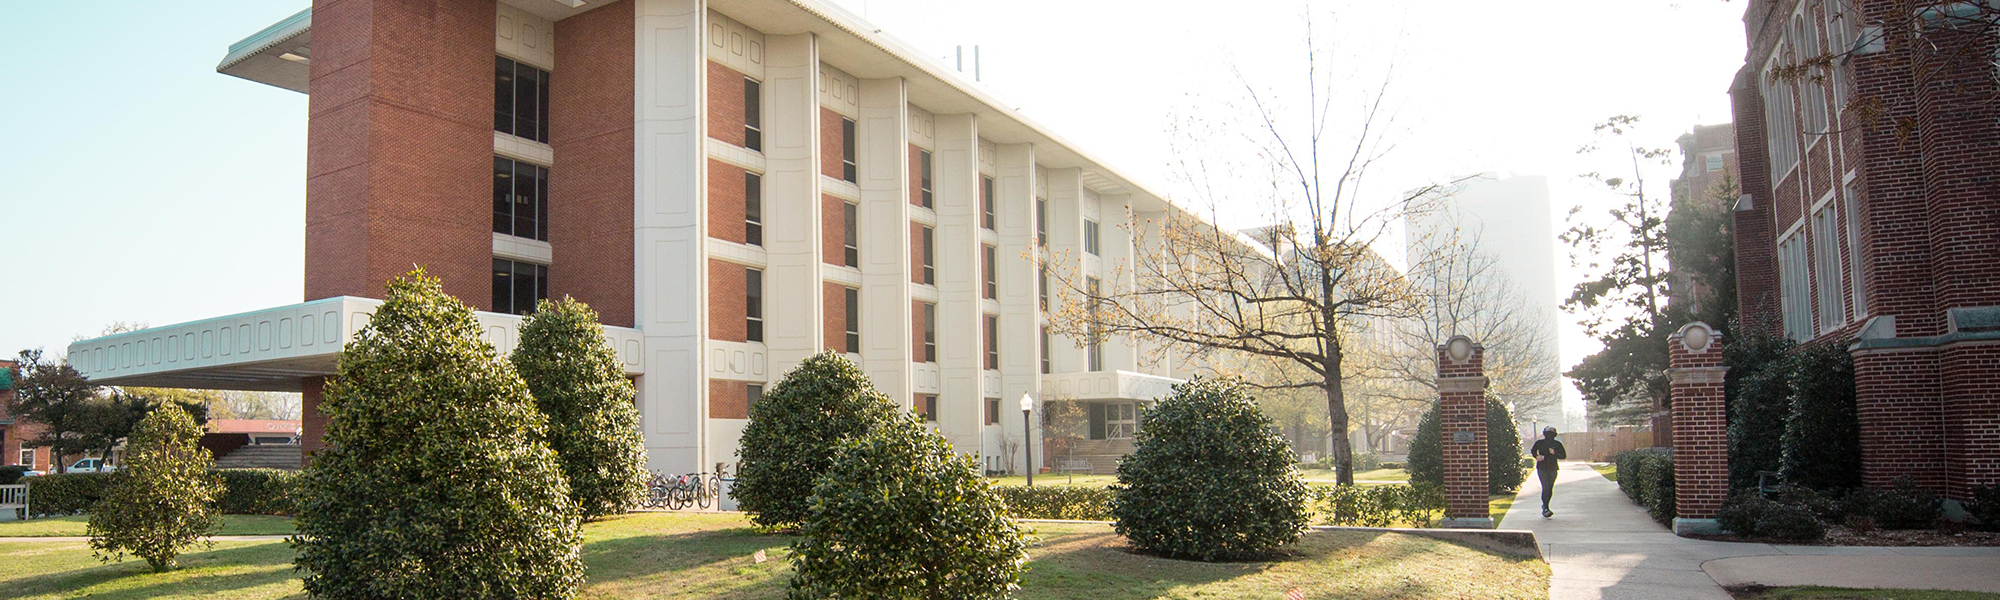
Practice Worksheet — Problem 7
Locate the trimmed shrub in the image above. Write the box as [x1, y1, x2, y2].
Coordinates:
[1843, 479, 1941, 530]
[735, 351, 899, 529]
[291, 271, 583, 600]
[1771, 484, 1845, 521]
[1353, 451, 1383, 472]
[1716, 494, 1777, 535]
[1754, 509, 1826, 542]
[512, 297, 649, 520]
[1380, 461, 1404, 470]
[790, 414, 1028, 599]
[1111, 377, 1310, 561]
[1613, 449, 1676, 526]
[88, 404, 223, 572]
[1406, 397, 1526, 495]
[214, 469, 299, 516]
[1311, 483, 1447, 528]
[994, 486, 1112, 520]
[0, 465, 28, 485]
[26, 472, 112, 516]
[1779, 344, 1861, 491]
[1725, 325, 1794, 493]
[1967, 485, 2000, 532]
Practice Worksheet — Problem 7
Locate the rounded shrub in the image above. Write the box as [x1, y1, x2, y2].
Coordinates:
[291, 270, 583, 600]
[23, 472, 111, 516]
[1753, 509, 1826, 542]
[789, 414, 1028, 599]
[993, 486, 1113, 520]
[87, 404, 223, 572]
[1110, 377, 1309, 561]
[735, 351, 898, 529]
[512, 297, 650, 520]
[1724, 325, 1794, 494]
[1843, 479, 1941, 530]
[1779, 343, 1861, 491]
[1405, 397, 1526, 495]
[1716, 494, 1777, 535]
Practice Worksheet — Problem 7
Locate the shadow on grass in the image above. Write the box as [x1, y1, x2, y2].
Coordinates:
[0, 542, 301, 600]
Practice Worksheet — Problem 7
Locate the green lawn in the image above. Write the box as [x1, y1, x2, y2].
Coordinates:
[0, 512, 1548, 599]
[1592, 463, 1618, 482]
[1299, 467, 1410, 483]
[0, 515, 296, 537]
[986, 466, 1410, 489]
[1730, 586, 2000, 599]
[1490, 494, 1517, 528]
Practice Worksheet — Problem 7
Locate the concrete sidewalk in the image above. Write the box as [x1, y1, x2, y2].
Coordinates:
[1505, 461, 2000, 599]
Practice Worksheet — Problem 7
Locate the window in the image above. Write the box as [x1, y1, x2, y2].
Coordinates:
[1040, 326, 1051, 374]
[983, 245, 997, 299]
[1812, 202, 1847, 331]
[841, 117, 857, 183]
[921, 226, 936, 284]
[1086, 276, 1103, 371]
[1089, 403, 1137, 440]
[1844, 179, 1868, 319]
[744, 78, 762, 151]
[493, 156, 549, 241]
[921, 394, 938, 422]
[981, 175, 996, 230]
[747, 268, 765, 342]
[1828, 0, 1856, 114]
[746, 172, 763, 246]
[494, 56, 550, 143]
[985, 398, 1000, 425]
[845, 287, 861, 352]
[1763, 53, 1801, 181]
[747, 384, 764, 411]
[1705, 154, 1724, 172]
[1039, 265, 1049, 310]
[919, 150, 934, 208]
[843, 202, 859, 267]
[923, 303, 937, 362]
[19, 448, 33, 468]
[1797, 15, 1829, 136]
[985, 315, 999, 369]
[1036, 198, 1047, 246]
[1778, 232, 1812, 341]
[1083, 219, 1100, 255]
[491, 258, 549, 315]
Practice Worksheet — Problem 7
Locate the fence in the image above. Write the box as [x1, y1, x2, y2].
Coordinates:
[1560, 430, 1658, 462]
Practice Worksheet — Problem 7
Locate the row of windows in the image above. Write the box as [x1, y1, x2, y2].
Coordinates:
[1762, 0, 1858, 183]
[1777, 180, 1871, 342]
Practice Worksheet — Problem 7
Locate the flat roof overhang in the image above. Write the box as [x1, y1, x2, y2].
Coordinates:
[1040, 370, 1181, 404]
[66, 296, 645, 392]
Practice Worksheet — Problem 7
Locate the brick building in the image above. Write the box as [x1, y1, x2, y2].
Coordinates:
[65, 0, 1199, 475]
[1729, 0, 2000, 501]
[1, 360, 57, 473]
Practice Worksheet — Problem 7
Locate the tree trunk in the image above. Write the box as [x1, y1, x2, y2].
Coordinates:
[1324, 352, 1355, 485]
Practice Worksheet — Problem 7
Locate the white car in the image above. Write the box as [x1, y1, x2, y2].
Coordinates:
[65, 459, 116, 474]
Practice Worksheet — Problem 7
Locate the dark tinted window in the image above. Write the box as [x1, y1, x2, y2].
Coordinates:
[921, 226, 935, 284]
[984, 245, 997, 299]
[1084, 219, 1100, 255]
[985, 315, 999, 369]
[747, 268, 764, 342]
[841, 118, 857, 182]
[744, 78, 762, 151]
[493, 156, 549, 241]
[919, 150, 934, 208]
[745, 172, 763, 246]
[494, 56, 551, 143]
[491, 258, 549, 315]
[982, 176, 995, 230]
[747, 384, 763, 409]
[1037, 198, 1047, 246]
[843, 203, 859, 267]
[923, 303, 937, 362]
[845, 287, 860, 352]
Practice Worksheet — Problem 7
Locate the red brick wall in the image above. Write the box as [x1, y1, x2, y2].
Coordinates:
[823, 194, 847, 266]
[708, 259, 747, 342]
[1731, 69, 1782, 335]
[1914, 25, 2000, 314]
[821, 107, 846, 179]
[1940, 344, 2000, 498]
[305, 0, 495, 307]
[912, 300, 928, 362]
[709, 160, 748, 244]
[824, 282, 848, 353]
[912, 222, 929, 284]
[300, 376, 326, 468]
[709, 379, 749, 419]
[550, 1, 635, 327]
[1853, 348, 1946, 491]
[1668, 331, 1728, 521]
[708, 61, 748, 148]
[1435, 341, 1488, 522]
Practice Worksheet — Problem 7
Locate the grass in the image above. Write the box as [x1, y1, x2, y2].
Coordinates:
[1490, 494, 1517, 528]
[0, 515, 296, 537]
[1592, 463, 1617, 482]
[987, 466, 1411, 489]
[0, 512, 1549, 599]
[1729, 586, 2000, 599]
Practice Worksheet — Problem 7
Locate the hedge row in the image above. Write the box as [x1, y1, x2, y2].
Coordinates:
[994, 485, 1112, 520]
[26, 469, 299, 517]
[1614, 449, 1675, 526]
[1310, 483, 1446, 528]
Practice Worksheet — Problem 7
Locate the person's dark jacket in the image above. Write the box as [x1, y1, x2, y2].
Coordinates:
[1531, 438, 1567, 471]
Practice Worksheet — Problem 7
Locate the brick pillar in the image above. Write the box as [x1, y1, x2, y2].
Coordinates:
[1436, 335, 1492, 529]
[300, 376, 327, 468]
[1668, 322, 1729, 535]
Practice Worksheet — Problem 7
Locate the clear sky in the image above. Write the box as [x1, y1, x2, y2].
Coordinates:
[0, 0, 1747, 425]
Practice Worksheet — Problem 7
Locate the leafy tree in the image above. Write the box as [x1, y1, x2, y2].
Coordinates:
[1111, 377, 1309, 561]
[789, 414, 1028, 599]
[734, 351, 900, 529]
[1392, 215, 1563, 427]
[1724, 324, 1795, 493]
[77, 391, 209, 467]
[291, 270, 583, 600]
[1404, 397, 1526, 495]
[511, 297, 649, 520]
[1779, 343, 1861, 491]
[87, 403, 221, 572]
[9, 349, 101, 471]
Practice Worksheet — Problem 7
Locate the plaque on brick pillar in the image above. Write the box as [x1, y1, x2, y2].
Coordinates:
[1667, 322, 1729, 536]
[1435, 335, 1493, 529]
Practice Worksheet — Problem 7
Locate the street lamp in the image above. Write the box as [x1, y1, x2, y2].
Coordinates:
[1019, 392, 1035, 486]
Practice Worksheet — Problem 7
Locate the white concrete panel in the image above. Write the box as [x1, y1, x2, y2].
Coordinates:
[706, 340, 769, 382]
[760, 33, 824, 377]
[993, 142, 1042, 472]
[493, 233, 555, 264]
[1044, 167, 1086, 373]
[1100, 193, 1139, 372]
[908, 103, 935, 150]
[703, 9, 765, 80]
[496, 132, 556, 166]
[818, 63, 858, 118]
[497, 3, 555, 70]
[635, 0, 707, 474]
[706, 138, 765, 172]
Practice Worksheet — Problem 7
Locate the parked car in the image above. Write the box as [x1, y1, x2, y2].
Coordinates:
[66, 458, 115, 473]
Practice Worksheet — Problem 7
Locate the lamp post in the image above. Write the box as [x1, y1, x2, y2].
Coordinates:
[1019, 392, 1034, 486]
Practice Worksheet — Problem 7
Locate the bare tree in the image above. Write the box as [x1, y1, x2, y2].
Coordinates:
[1043, 13, 1441, 485]
[1387, 215, 1563, 424]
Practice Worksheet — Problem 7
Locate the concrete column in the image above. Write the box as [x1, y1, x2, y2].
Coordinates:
[1100, 194, 1138, 372]
[633, 0, 708, 473]
[933, 113, 983, 451]
[759, 33, 824, 376]
[994, 143, 1040, 473]
[1043, 168, 1085, 372]
[1436, 335, 1492, 529]
[856, 78, 912, 404]
[1668, 322, 1730, 535]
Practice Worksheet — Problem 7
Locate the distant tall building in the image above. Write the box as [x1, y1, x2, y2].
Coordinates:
[1667, 123, 1739, 316]
[1404, 173, 1562, 426]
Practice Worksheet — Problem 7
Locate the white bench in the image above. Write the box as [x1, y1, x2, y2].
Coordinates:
[0, 484, 26, 521]
[1055, 458, 1094, 474]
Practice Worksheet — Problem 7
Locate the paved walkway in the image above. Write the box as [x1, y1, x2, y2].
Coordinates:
[1505, 462, 2000, 599]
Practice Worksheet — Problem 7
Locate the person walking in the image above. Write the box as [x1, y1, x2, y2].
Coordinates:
[1531, 426, 1567, 518]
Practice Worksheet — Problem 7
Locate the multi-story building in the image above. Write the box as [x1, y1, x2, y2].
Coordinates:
[1667, 123, 1739, 317]
[65, 0, 1196, 476]
[1729, 0, 2000, 501]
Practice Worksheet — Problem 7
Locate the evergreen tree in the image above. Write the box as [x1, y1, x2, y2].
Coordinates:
[87, 403, 221, 572]
[735, 351, 899, 529]
[291, 270, 583, 599]
[512, 297, 649, 520]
